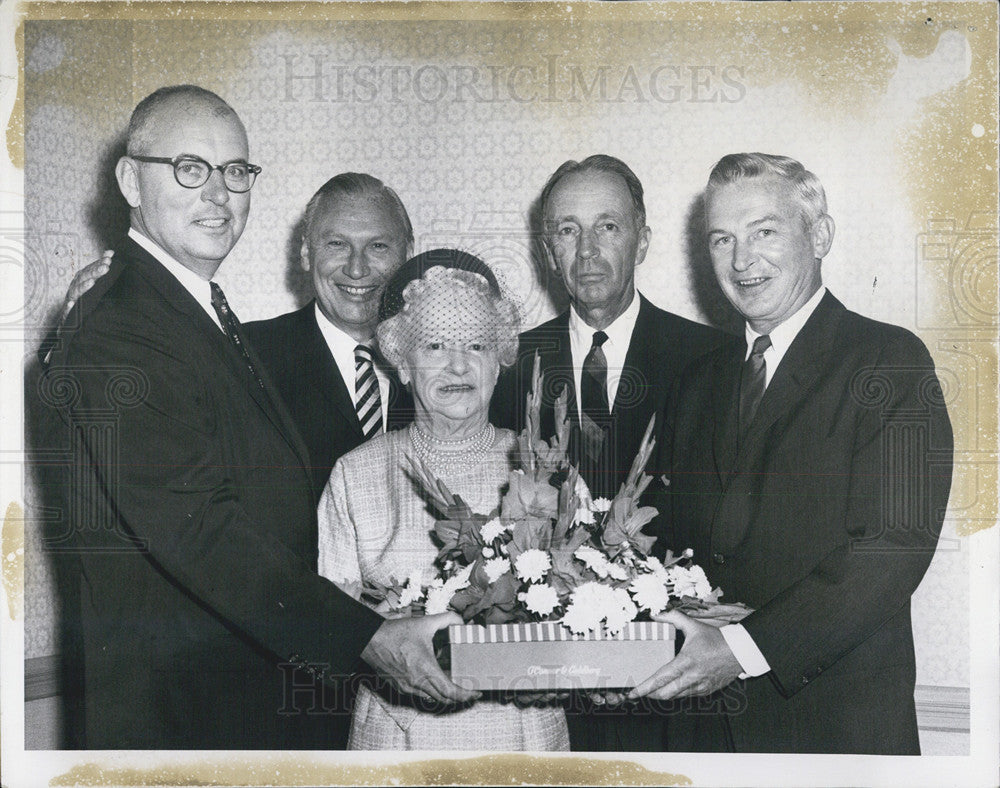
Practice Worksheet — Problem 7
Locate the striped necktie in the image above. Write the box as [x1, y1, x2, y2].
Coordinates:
[739, 333, 772, 438]
[354, 344, 383, 440]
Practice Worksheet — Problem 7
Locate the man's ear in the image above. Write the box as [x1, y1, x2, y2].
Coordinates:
[115, 157, 141, 208]
[541, 237, 558, 273]
[299, 239, 312, 272]
[812, 214, 835, 259]
[634, 225, 652, 268]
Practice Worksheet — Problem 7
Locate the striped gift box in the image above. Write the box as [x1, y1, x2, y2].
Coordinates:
[447, 621, 675, 691]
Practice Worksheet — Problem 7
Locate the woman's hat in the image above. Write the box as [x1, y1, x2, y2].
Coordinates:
[378, 248, 501, 322]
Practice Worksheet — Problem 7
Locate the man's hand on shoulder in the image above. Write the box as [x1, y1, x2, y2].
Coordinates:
[627, 609, 744, 702]
[361, 612, 481, 705]
[62, 250, 113, 321]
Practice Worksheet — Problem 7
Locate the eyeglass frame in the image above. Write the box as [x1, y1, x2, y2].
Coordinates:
[130, 154, 262, 193]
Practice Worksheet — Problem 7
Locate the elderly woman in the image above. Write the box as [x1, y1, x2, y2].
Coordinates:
[317, 250, 569, 751]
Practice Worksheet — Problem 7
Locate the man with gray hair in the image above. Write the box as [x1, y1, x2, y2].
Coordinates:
[245, 172, 415, 497]
[631, 153, 953, 753]
[41, 85, 475, 749]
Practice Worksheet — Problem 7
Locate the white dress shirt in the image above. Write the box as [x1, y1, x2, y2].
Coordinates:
[567, 290, 642, 421]
[721, 285, 827, 679]
[744, 285, 828, 385]
[313, 303, 390, 427]
[129, 228, 223, 332]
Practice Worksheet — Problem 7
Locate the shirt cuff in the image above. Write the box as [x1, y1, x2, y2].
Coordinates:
[720, 623, 771, 679]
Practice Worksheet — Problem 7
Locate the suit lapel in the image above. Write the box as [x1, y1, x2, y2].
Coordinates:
[735, 292, 846, 464]
[610, 295, 650, 422]
[124, 240, 312, 470]
[712, 342, 743, 482]
[299, 306, 364, 441]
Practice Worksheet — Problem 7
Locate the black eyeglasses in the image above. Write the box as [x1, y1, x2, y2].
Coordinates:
[131, 155, 262, 193]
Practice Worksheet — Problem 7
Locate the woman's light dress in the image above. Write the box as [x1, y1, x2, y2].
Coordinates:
[318, 427, 569, 751]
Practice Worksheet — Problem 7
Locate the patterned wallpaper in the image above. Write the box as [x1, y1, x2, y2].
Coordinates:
[22, 17, 981, 689]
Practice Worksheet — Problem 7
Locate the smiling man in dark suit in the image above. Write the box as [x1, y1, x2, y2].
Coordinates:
[41, 85, 474, 749]
[492, 154, 724, 751]
[244, 173, 414, 498]
[632, 153, 954, 754]
[55, 173, 414, 500]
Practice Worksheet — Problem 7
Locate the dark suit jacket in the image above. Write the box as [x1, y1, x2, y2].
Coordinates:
[662, 292, 953, 754]
[41, 237, 383, 749]
[245, 303, 413, 497]
[492, 294, 725, 498]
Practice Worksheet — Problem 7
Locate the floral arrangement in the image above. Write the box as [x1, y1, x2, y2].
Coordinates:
[364, 354, 739, 636]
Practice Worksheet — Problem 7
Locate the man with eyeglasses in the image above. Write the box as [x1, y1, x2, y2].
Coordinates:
[40, 84, 476, 749]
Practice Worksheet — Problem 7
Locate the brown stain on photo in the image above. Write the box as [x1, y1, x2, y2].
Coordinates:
[50, 754, 690, 786]
[6, 19, 25, 168]
[3, 501, 25, 620]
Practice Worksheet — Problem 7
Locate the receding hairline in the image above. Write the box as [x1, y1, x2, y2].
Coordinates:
[540, 156, 647, 230]
[545, 168, 636, 216]
[126, 87, 246, 156]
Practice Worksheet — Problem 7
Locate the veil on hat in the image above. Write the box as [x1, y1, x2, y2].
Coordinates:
[378, 248, 520, 323]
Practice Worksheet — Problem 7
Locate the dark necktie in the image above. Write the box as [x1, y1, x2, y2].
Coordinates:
[354, 344, 383, 440]
[739, 334, 772, 438]
[581, 330, 610, 420]
[210, 282, 265, 391]
[580, 330, 610, 493]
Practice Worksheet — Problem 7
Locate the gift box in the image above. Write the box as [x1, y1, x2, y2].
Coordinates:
[447, 621, 676, 691]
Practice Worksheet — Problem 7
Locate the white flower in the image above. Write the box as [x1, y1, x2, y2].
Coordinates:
[687, 565, 713, 600]
[398, 569, 425, 607]
[606, 562, 629, 581]
[667, 565, 712, 600]
[570, 580, 611, 606]
[574, 544, 610, 578]
[640, 555, 669, 581]
[561, 597, 604, 634]
[682, 548, 694, 559]
[604, 588, 638, 635]
[482, 547, 495, 559]
[424, 565, 474, 615]
[575, 506, 596, 525]
[629, 573, 670, 614]
[484, 556, 510, 583]
[518, 583, 560, 616]
[567, 582, 614, 631]
[424, 585, 454, 615]
[480, 518, 505, 543]
[514, 548, 551, 583]
[562, 581, 638, 635]
[591, 497, 613, 513]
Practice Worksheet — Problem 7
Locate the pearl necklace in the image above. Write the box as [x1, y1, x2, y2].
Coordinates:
[409, 422, 496, 473]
